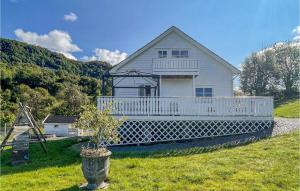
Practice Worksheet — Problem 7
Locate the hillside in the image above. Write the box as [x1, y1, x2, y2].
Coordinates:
[275, 99, 300, 118]
[1, 131, 299, 190]
[0, 38, 112, 125]
[0, 38, 111, 79]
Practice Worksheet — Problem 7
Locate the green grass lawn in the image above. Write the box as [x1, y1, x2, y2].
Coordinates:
[1, 132, 299, 191]
[274, 99, 300, 118]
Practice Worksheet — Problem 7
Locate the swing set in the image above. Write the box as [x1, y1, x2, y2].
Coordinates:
[0, 103, 47, 165]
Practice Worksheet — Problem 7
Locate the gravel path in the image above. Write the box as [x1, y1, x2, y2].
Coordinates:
[272, 118, 300, 136]
[109, 118, 299, 153]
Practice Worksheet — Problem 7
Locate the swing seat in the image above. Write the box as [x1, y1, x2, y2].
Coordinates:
[11, 131, 30, 165]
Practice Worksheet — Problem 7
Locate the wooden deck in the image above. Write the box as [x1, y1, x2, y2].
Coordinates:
[97, 96, 273, 145]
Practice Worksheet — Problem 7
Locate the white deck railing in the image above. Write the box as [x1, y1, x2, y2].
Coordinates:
[152, 59, 200, 75]
[97, 97, 273, 117]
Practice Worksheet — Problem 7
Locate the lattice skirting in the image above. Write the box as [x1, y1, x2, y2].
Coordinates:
[108, 119, 273, 146]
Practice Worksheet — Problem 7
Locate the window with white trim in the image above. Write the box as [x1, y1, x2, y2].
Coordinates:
[158, 50, 167, 58]
[195, 88, 213, 97]
[138, 85, 144, 96]
[172, 50, 188, 58]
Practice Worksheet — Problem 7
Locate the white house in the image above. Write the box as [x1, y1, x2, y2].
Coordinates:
[109, 26, 239, 97]
[43, 115, 82, 137]
[98, 26, 274, 146]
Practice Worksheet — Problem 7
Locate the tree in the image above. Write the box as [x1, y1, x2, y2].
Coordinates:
[240, 41, 299, 97]
[0, 38, 111, 124]
[0, 38, 110, 78]
[274, 42, 300, 97]
[53, 84, 90, 115]
[240, 50, 277, 96]
[74, 105, 124, 148]
[16, 84, 56, 120]
[0, 62, 15, 90]
[0, 89, 17, 126]
[79, 77, 100, 97]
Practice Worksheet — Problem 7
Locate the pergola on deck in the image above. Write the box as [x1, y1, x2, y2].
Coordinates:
[99, 68, 273, 145]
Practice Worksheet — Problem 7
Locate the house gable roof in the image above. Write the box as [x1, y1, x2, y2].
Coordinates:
[110, 26, 240, 74]
[43, 115, 78, 124]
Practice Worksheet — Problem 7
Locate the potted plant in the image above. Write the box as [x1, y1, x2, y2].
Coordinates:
[75, 105, 125, 190]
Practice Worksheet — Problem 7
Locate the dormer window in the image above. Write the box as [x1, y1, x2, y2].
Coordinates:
[158, 50, 167, 58]
[172, 50, 188, 58]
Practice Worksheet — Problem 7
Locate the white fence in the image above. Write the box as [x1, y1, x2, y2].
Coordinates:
[97, 97, 273, 117]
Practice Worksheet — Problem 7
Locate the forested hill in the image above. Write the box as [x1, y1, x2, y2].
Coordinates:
[0, 38, 112, 126]
[0, 38, 111, 79]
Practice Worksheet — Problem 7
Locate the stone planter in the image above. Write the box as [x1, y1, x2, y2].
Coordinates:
[80, 149, 112, 190]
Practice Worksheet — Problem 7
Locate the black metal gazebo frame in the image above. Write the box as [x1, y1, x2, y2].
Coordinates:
[101, 70, 161, 96]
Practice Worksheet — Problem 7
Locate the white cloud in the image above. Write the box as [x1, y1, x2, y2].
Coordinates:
[14, 28, 81, 60]
[257, 40, 300, 56]
[292, 26, 300, 40]
[64, 12, 78, 22]
[82, 48, 127, 65]
[292, 26, 300, 33]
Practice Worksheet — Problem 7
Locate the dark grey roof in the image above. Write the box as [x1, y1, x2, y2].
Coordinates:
[43, 115, 78, 124]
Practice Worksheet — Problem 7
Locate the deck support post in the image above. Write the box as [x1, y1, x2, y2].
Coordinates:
[158, 75, 161, 96]
[101, 75, 105, 96]
[157, 76, 160, 96]
[112, 77, 115, 96]
[192, 75, 195, 96]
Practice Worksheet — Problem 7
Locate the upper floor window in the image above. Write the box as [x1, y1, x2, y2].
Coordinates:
[158, 50, 167, 58]
[172, 50, 188, 58]
[196, 88, 213, 97]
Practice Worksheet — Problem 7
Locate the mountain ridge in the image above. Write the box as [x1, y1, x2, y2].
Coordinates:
[0, 38, 111, 124]
[0, 38, 111, 79]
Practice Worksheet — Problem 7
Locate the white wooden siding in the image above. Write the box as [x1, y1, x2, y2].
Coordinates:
[44, 123, 70, 137]
[44, 123, 81, 137]
[115, 31, 234, 97]
[161, 78, 193, 97]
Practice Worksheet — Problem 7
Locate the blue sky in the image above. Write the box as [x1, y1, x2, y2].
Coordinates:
[2, 0, 299, 67]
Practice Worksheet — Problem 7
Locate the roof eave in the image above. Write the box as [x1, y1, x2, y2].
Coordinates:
[110, 26, 176, 73]
[111, 26, 240, 74]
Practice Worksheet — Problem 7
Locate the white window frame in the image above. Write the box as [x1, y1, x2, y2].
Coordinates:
[138, 85, 145, 96]
[158, 50, 168, 58]
[195, 87, 213, 97]
[172, 50, 189, 58]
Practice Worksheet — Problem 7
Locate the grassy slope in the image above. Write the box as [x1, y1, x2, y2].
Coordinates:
[1, 132, 299, 191]
[275, 99, 300, 118]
